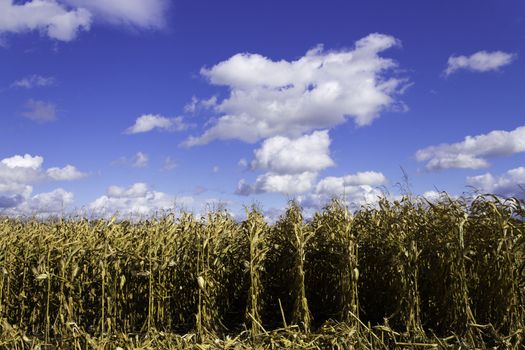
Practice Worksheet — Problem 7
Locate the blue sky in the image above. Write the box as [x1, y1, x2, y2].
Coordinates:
[1, 0, 524, 218]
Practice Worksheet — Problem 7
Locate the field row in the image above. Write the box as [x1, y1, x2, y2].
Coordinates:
[0, 195, 524, 349]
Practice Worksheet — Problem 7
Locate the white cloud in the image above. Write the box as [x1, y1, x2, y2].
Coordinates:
[125, 114, 189, 134]
[201, 96, 218, 109]
[212, 165, 220, 173]
[416, 125, 525, 171]
[89, 182, 194, 218]
[421, 154, 489, 172]
[0, 155, 41, 196]
[315, 171, 387, 196]
[22, 99, 57, 123]
[0, 155, 83, 215]
[0, 154, 86, 202]
[296, 171, 387, 211]
[235, 172, 319, 196]
[445, 51, 516, 76]
[23, 188, 73, 213]
[0, 183, 32, 197]
[47, 165, 87, 181]
[0, 0, 92, 41]
[11, 74, 56, 89]
[467, 167, 525, 196]
[107, 182, 149, 198]
[2, 188, 74, 216]
[1, 154, 43, 169]
[254, 172, 317, 195]
[251, 130, 334, 174]
[184, 33, 408, 146]
[0, 0, 169, 42]
[303, 186, 384, 210]
[0, 154, 46, 187]
[237, 130, 335, 196]
[61, 0, 168, 29]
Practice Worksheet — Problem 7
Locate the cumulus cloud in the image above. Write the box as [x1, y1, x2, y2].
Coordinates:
[235, 173, 318, 196]
[89, 182, 194, 218]
[184, 33, 408, 146]
[419, 154, 488, 171]
[125, 114, 189, 134]
[251, 130, 334, 174]
[255, 172, 318, 195]
[416, 126, 525, 171]
[47, 165, 87, 180]
[467, 167, 525, 196]
[0, 154, 46, 188]
[444, 51, 516, 76]
[0, 0, 91, 41]
[2, 188, 74, 216]
[300, 186, 385, 211]
[237, 130, 335, 196]
[298, 171, 388, 210]
[0, 154, 86, 196]
[107, 182, 149, 198]
[235, 171, 387, 198]
[315, 171, 387, 195]
[0, 154, 84, 215]
[1, 154, 43, 169]
[0, 0, 168, 42]
[21, 188, 73, 213]
[11, 75, 56, 89]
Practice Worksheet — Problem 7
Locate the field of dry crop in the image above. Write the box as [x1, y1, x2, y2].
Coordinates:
[0, 195, 524, 349]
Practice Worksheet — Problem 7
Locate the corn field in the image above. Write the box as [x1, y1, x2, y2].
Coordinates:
[0, 194, 524, 349]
